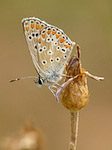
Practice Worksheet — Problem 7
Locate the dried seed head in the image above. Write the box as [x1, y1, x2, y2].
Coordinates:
[59, 45, 89, 111]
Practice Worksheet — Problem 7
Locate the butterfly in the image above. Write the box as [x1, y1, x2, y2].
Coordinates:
[10, 17, 76, 95]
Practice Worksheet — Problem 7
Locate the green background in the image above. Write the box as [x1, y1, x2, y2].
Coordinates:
[0, 0, 112, 150]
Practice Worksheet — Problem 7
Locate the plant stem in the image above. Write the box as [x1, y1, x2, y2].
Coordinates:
[69, 111, 79, 150]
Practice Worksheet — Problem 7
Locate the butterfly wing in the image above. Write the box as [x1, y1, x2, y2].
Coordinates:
[22, 17, 48, 75]
[22, 17, 75, 81]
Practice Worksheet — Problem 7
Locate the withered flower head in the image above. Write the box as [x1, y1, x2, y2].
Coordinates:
[56, 45, 104, 111]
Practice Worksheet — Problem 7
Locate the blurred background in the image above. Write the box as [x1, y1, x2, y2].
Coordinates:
[0, 0, 112, 150]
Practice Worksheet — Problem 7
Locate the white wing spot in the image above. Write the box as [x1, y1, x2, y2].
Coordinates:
[28, 35, 32, 41]
[39, 48, 43, 53]
[46, 37, 51, 43]
[56, 46, 61, 51]
[50, 58, 54, 63]
[54, 42, 58, 46]
[42, 60, 47, 65]
[51, 38, 54, 42]
[31, 32, 35, 37]
[24, 21, 28, 26]
[47, 50, 53, 55]
[63, 54, 67, 59]
[40, 23, 45, 28]
[62, 35, 66, 39]
[61, 48, 66, 53]
[35, 32, 39, 38]
[55, 57, 60, 62]
[52, 28, 56, 31]
[57, 31, 61, 34]
[42, 29, 46, 34]
[43, 46, 47, 51]
[36, 21, 39, 24]
[30, 20, 34, 24]
[34, 44, 37, 50]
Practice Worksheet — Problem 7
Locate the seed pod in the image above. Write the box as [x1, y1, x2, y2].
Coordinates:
[60, 45, 89, 111]
[56, 45, 104, 111]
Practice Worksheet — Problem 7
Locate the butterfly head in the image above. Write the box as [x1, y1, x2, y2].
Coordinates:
[35, 76, 44, 87]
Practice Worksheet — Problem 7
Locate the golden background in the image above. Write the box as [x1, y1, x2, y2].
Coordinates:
[0, 0, 112, 149]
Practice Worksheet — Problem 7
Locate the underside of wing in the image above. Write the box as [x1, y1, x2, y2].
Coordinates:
[22, 17, 75, 78]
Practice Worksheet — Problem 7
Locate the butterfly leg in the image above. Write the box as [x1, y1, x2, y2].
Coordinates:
[54, 82, 61, 87]
[48, 86, 57, 96]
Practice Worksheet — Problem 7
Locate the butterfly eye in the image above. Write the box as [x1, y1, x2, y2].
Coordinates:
[38, 77, 44, 85]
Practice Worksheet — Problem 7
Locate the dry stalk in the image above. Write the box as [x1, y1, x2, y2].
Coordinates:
[70, 111, 79, 150]
[56, 45, 104, 150]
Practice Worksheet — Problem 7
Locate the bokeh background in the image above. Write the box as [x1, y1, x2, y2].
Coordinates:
[0, 0, 112, 150]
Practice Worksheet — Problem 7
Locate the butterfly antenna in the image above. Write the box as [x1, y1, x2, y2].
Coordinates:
[9, 76, 38, 83]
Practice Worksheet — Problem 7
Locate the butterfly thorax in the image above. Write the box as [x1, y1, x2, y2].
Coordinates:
[35, 73, 62, 87]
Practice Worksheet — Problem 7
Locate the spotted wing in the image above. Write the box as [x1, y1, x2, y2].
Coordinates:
[22, 17, 75, 77]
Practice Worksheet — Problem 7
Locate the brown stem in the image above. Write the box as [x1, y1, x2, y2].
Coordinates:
[69, 111, 79, 150]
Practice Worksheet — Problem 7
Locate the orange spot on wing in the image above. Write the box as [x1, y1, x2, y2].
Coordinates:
[38, 38, 41, 43]
[47, 30, 51, 34]
[42, 33, 46, 38]
[60, 38, 66, 43]
[52, 31, 56, 35]
[40, 26, 43, 31]
[64, 44, 72, 50]
[56, 34, 61, 38]
[36, 24, 40, 29]
[69, 45, 72, 50]
[25, 27, 29, 31]
[30, 24, 34, 28]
